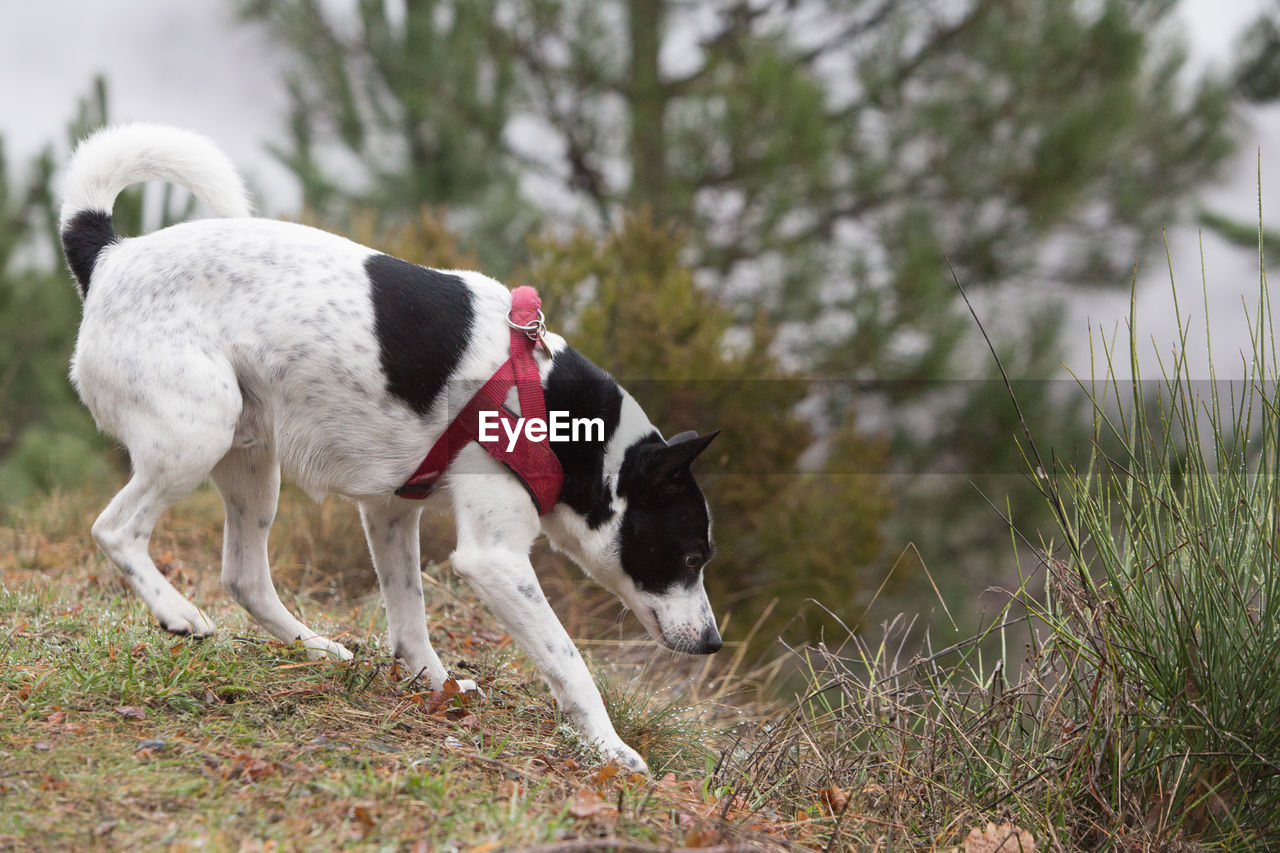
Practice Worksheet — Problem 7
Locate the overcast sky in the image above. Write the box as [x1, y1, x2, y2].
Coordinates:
[0, 1, 298, 210]
[0, 0, 1275, 376]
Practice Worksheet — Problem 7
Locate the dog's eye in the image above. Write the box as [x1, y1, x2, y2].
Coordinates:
[684, 554, 702, 569]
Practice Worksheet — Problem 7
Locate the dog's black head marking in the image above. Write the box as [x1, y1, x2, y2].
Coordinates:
[543, 347, 623, 528]
[616, 430, 720, 593]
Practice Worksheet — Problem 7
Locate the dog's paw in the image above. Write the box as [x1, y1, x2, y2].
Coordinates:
[159, 602, 215, 637]
[599, 742, 648, 775]
[303, 637, 354, 661]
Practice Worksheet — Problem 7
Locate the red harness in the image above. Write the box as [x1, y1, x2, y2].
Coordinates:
[395, 286, 565, 514]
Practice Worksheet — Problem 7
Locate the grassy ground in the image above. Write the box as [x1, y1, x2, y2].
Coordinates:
[7, 469, 1268, 850]
[0, 487, 806, 852]
[9, 265, 1280, 852]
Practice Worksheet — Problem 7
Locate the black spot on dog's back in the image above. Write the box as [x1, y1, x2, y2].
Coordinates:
[61, 209, 117, 296]
[366, 253, 474, 416]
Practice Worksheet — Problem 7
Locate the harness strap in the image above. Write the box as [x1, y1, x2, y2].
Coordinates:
[396, 286, 564, 515]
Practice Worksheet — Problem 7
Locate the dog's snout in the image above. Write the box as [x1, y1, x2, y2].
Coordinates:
[699, 623, 723, 654]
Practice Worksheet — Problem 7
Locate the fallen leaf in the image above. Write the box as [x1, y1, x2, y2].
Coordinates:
[963, 821, 1036, 853]
[568, 788, 618, 819]
[717, 793, 749, 817]
[114, 705, 146, 721]
[350, 803, 377, 830]
[750, 820, 788, 836]
[473, 629, 510, 646]
[819, 784, 848, 815]
[237, 840, 277, 853]
[423, 679, 471, 715]
[38, 774, 67, 791]
[684, 828, 718, 848]
[495, 780, 524, 800]
[592, 764, 619, 787]
[226, 753, 277, 782]
[45, 711, 67, 726]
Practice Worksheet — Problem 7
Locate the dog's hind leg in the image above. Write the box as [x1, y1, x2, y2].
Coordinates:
[211, 444, 352, 660]
[359, 499, 461, 688]
[93, 470, 219, 636]
[83, 346, 250, 635]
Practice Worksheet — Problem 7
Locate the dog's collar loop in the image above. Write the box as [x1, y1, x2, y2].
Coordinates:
[395, 286, 564, 514]
[506, 308, 546, 342]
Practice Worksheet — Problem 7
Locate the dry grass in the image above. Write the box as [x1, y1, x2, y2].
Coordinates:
[0, 484, 822, 851]
[8, 474, 1260, 851]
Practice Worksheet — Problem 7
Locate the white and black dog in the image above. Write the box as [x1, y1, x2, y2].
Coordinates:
[59, 124, 721, 772]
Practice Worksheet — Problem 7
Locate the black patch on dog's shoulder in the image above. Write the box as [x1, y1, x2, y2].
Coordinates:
[616, 435, 714, 593]
[366, 253, 474, 416]
[61, 209, 117, 296]
[543, 346, 623, 528]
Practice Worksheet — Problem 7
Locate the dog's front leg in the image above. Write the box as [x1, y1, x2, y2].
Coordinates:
[452, 544, 647, 772]
[449, 471, 648, 773]
[360, 498, 478, 693]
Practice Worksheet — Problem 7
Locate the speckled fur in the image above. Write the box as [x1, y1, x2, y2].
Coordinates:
[61, 124, 723, 773]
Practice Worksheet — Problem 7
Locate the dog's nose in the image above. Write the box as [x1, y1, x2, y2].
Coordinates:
[699, 624, 723, 654]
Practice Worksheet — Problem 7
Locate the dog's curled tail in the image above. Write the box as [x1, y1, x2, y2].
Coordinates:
[59, 123, 252, 296]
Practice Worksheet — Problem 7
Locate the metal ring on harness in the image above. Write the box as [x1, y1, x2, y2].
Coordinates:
[506, 308, 546, 342]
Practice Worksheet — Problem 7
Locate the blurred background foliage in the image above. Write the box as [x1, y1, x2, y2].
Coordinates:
[520, 212, 892, 639]
[0, 0, 1267, 646]
[236, 0, 1239, 617]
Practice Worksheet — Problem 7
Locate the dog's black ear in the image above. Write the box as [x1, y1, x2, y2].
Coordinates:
[654, 429, 719, 479]
[620, 430, 721, 501]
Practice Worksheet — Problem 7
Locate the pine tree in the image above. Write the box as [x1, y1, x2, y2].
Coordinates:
[1199, 4, 1280, 246]
[240, 0, 1240, 623]
[240, 0, 536, 272]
